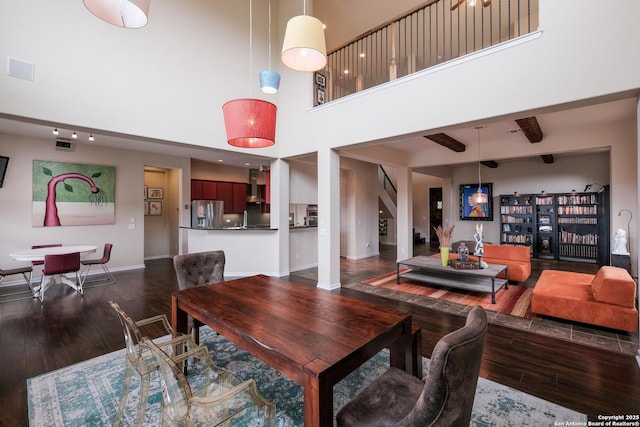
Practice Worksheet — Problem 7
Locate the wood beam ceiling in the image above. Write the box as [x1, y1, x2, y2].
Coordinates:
[423, 133, 466, 152]
[515, 117, 543, 143]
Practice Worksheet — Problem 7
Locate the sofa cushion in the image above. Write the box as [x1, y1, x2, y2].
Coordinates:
[483, 244, 530, 262]
[591, 266, 636, 308]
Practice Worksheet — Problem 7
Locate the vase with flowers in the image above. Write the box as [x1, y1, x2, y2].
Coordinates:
[433, 224, 455, 267]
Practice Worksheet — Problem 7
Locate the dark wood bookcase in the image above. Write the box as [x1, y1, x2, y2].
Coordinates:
[499, 187, 610, 265]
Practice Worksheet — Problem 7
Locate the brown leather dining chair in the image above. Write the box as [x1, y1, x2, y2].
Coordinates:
[39, 252, 81, 303]
[81, 243, 114, 287]
[172, 250, 225, 344]
[336, 306, 488, 427]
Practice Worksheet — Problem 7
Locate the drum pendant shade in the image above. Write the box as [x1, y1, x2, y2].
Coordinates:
[259, 70, 281, 94]
[222, 99, 277, 148]
[281, 15, 327, 72]
[84, 0, 150, 28]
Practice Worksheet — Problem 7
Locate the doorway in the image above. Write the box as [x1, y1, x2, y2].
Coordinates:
[429, 187, 443, 248]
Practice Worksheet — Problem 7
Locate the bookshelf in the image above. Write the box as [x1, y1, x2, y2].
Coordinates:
[499, 187, 609, 264]
[499, 194, 534, 249]
[534, 194, 556, 259]
[556, 190, 609, 264]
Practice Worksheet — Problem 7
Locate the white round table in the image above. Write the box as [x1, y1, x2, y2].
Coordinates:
[9, 245, 97, 262]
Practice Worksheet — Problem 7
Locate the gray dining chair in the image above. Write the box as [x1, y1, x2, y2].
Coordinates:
[172, 250, 225, 344]
[336, 306, 488, 427]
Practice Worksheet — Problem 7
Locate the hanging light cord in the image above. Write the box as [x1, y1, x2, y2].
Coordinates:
[267, 0, 272, 69]
[476, 126, 482, 191]
[249, 0, 253, 93]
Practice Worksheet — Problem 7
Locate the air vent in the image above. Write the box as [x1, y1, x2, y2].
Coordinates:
[55, 138, 75, 151]
[505, 128, 522, 135]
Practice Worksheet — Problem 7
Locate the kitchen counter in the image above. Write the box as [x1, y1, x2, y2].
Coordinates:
[180, 226, 277, 231]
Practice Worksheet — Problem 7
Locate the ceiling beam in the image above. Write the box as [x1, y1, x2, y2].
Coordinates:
[541, 154, 554, 164]
[423, 133, 466, 152]
[515, 117, 543, 143]
[481, 160, 499, 168]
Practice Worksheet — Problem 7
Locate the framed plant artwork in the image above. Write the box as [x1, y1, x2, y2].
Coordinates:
[317, 89, 325, 105]
[149, 201, 162, 216]
[147, 187, 163, 199]
[459, 183, 493, 221]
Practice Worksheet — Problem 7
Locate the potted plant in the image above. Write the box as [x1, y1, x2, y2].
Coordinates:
[433, 224, 455, 267]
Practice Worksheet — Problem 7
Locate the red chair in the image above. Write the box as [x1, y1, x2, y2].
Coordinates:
[31, 244, 62, 267]
[0, 265, 34, 302]
[39, 252, 81, 303]
[81, 243, 114, 287]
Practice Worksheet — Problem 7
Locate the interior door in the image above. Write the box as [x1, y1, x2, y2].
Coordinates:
[429, 187, 443, 248]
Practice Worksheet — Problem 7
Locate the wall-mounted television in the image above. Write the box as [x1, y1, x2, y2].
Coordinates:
[0, 156, 9, 188]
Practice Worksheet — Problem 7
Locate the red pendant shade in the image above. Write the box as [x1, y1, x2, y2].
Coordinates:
[222, 99, 277, 148]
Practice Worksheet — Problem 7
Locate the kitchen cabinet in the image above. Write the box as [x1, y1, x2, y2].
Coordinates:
[191, 180, 203, 200]
[202, 181, 217, 199]
[232, 183, 248, 213]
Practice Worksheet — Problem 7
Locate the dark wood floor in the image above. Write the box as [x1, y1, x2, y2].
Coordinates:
[0, 252, 638, 426]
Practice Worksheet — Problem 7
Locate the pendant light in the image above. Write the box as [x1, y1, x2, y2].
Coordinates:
[222, 0, 277, 148]
[281, 0, 327, 72]
[471, 126, 488, 205]
[83, 0, 150, 29]
[259, 0, 281, 94]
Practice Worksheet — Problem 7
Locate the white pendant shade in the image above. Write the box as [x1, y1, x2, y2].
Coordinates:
[84, 0, 150, 28]
[281, 15, 327, 72]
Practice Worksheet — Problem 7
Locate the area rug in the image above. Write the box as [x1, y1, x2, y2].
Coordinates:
[28, 328, 586, 426]
[363, 270, 534, 318]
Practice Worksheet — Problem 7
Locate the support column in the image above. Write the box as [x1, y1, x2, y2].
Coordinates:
[317, 148, 341, 290]
[270, 159, 290, 276]
[396, 167, 413, 261]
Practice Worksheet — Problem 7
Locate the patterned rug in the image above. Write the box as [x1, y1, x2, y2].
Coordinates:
[363, 270, 535, 318]
[27, 328, 586, 426]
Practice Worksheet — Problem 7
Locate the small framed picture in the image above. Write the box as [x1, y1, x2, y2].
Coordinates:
[149, 201, 162, 216]
[144, 201, 150, 216]
[147, 187, 163, 199]
[315, 72, 325, 88]
[317, 89, 325, 105]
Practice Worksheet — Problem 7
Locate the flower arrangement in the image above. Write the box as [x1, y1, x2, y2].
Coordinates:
[433, 224, 455, 249]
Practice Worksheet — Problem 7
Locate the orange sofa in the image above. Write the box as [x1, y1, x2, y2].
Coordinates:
[531, 266, 638, 332]
[435, 242, 531, 283]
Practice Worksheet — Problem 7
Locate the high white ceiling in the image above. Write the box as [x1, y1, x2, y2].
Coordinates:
[1, 1, 637, 171]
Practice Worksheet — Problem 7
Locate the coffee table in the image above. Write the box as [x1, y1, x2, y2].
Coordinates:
[396, 255, 508, 303]
[172, 274, 414, 427]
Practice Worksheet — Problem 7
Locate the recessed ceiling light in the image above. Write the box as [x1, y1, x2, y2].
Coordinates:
[218, 159, 224, 162]
[88, 134, 95, 142]
[52, 128, 59, 136]
[71, 131, 78, 139]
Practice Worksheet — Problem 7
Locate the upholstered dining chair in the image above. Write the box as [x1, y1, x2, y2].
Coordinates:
[173, 250, 225, 344]
[143, 336, 276, 427]
[336, 306, 488, 427]
[80, 243, 114, 286]
[38, 252, 81, 303]
[109, 301, 197, 427]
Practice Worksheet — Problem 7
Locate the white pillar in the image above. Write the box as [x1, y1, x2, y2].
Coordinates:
[270, 159, 290, 276]
[317, 147, 341, 290]
[396, 167, 413, 261]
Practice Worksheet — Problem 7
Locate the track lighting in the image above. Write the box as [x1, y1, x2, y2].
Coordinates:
[72, 131, 78, 139]
[88, 134, 95, 142]
[52, 128, 59, 136]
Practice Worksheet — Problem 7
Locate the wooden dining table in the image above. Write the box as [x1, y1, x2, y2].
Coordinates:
[172, 274, 414, 427]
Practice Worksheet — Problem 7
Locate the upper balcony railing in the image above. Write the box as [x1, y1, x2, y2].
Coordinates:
[314, 0, 538, 105]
